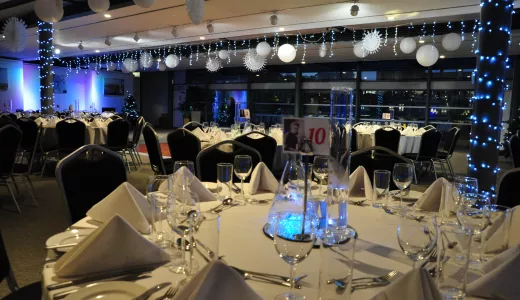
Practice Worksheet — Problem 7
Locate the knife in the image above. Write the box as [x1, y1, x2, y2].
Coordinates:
[46, 243, 78, 250]
[231, 183, 241, 193]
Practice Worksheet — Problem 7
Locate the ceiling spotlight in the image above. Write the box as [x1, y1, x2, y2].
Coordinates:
[301, 61, 306, 64]
[54, 48, 61, 54]
[1, 35, 4, 38]
[78, 41, 84, 50]
[270, 11, 278, 25]
[104, 36, 111, 46]
[171, 26, 178, 37]
[418, 40, 425, 44]
[133, 33, 140, 42]
[350, 0, 359, 16]
[207, 21, 214, 34]
[199, 36, 206, 40]
[440, 55, 446, 59]
[104, 13, 111, 18]
[279, 27, 285, 32]
[95, 50, 100, 53]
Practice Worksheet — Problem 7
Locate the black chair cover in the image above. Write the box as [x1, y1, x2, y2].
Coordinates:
[496, 168, 520, 208]
[0, 125, 22, 178]
[56, 119, 86, 155]
[184, 122, 203, 131]
[142, 122, 173, 174]
[234, 132, 277, 170]
[15, 118, 39, 151]
[375, 127, 401, 153]
[437, 127, 460, 158]
[106, 119, 130, 151]
[167, 129, 201, 166]
[0, 116, 18, 129]
[0, 230, 10, 283]
[510, 135, 520, 168]
[404, 129, 442, 161]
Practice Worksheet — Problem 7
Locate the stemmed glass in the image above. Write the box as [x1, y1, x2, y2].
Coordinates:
[457, 193, 490, 266]
[313, 156, 329, 195]
[202, 122, 209, 132]
[451, 177, 478, 206]
[397, 215, 437, 269]
[273, 211, 316, 300]
[217, 163, 233, 201]
[392, 163, 415, 213]
[234, 155, 253, 203]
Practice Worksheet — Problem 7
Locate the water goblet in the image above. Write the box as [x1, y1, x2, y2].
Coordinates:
[397, 215, 437, 269]
[457, 193, 490, 266]
[392, 163, 414, 212]
[234, 155, 253, 203]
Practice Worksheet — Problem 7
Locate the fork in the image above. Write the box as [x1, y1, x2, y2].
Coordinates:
[156, 286, 179, 300]
[328, 270, 396, 286]
[420, 247, 438, 269]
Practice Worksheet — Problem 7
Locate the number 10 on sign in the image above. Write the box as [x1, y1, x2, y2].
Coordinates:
[282, 117, 330, 156]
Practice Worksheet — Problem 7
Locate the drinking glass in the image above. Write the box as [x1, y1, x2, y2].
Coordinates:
[259, 122, 266, 134]
[372, 170, 391, 208]
[397, 215, 437, 268]
[234, 155, 253, 202]
[451, 176, 478, 206]
[217, 163, 233, 201]
[480, 204, 511, 262]
[274, 211, 316, 300]
[202, 122, 208, 132]
[313, 156, 329, 195]
[457, 193, 490, 266]
[174, 160, 195, 206]
[147, 175, 173, 248]
[392, 163, 415, 212]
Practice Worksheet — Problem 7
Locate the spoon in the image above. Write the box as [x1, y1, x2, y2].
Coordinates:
[211, 198, 233, 212]
[350, 200, 366, 206]
[442, 230, 458, 249]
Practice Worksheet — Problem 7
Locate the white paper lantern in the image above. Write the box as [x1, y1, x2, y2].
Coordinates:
[121, 64, 129, 73]
[35, 0, 64, 23]
[123, 58, 138, 72]
[319, 43, 327, 58]
[133, 0, 154, 8]
[243, 49, 266, 72]
[88, 0, 109, 13]
[277, 44, 296, 63]
[256, 41, 271, 57]
[2, 17, 28, 53]
[186, 0, 204, 25]
[353, 43, 368, 58]
[218, 50, 229, 60]
[416, 45, 439, 67]
[399, 37, 417, 54]
[158, 62, 167, 71]
[206, 57, 222, 72]
[165, 54, 180, 68]
[442, 33, 462, 51]
[107, 62, 117, 71]
[140, 52, 153, 68]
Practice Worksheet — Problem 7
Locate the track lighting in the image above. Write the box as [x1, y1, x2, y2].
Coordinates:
[133, 33, 140, 42]
[105, 36, 111, 46]
[171, 26, 178, 37]
[78, 41, 84, 50]
[350, 0, 359, 16]
[207, 21, 214, 33]
[270, 11, 278, 25]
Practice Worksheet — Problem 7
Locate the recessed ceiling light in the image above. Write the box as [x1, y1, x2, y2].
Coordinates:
[467, 75, 471, 78]
[104, 14, 111, 18]
[387, 16, 395, 20]
[279, 27, 285, 31]
[200, 36, 206, 40]
[458, 69, 462, 72]
[54, 48, 61, 54]
[256, 74, 260, 77]
[342, 71, 346, 74]
[440, 55, 446, 59]
[418, 40, 425, 44]
[1, 35, 4, 38]
[301, 61, 306, 64]
[95, 50, 100, 53]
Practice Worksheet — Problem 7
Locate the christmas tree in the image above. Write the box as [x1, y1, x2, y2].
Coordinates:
[122, 93, 139, 123]
[216, 102, 230, 125]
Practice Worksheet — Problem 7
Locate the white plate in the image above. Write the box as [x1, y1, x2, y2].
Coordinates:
[65, 281, 147, 300]
[46, 229, 95, 252]
[390, 190, 423, 202]
[202, 182, 219, 192]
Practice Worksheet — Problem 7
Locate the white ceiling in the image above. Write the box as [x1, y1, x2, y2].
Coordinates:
[0, 0, 519, 64]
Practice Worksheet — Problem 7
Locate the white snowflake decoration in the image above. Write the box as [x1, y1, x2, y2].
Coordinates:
[362, 29, 382, 55]
[243, 49, 266, 72]
[2, 17, 27, 53]
[206, 57, 222, 72]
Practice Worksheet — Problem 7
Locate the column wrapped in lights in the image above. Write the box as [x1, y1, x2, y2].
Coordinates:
[469, 0, 513, 196]
[38, 21, 54, 114]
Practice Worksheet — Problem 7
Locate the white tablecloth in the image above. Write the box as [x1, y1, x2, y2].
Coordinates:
[41, 191, 421, 300]
[356, 131, 421, 155]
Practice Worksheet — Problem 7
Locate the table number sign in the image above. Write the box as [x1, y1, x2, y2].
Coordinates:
[382, 113, 391, 120]
[282, 117, 330, 156]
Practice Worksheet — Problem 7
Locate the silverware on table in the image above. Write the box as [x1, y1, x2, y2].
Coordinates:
[351, 281, 391, 291]
[243, 273, 300, 289]
[349, 200, 367, 206]
[214, 202, 239, 213]
[46, 243, 78, 250]
[156, 286, 179, 300]
[231, 183, 241, 193]
[231, 266, 305, 286]
[328, 270, 397, 289]
[133, 282, 171, 300]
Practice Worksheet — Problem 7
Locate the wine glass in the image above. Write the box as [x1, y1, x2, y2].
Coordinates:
[234, 155, 253, 203]
[273, 211, 316, 300]
[217, 163, 233, 201]
[259, 122, 266, 134]
[451, 176, 478, 206]
[457, 193, 490, 266]
[313, 156, 329, 195]
[397, 215, 437, 269]
[392, 163, 415, 212]
[202, 122, 209, 132]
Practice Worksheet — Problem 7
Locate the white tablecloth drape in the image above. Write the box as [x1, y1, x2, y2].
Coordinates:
[355, 131, 421, 155]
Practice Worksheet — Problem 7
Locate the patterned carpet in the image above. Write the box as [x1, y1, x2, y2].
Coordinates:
[136, 143, 171, 157]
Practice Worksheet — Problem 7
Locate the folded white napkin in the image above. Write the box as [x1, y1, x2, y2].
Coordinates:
[191, 127, 210, 141]
[401, 127, 413, 135]
[417, 128, 426, 135]
[371, 268, 442, 300]
[86, 182, 152, 234]
[35, 117, 47, 126]
[245, 162, 278, 195]
[90, 119, 104, 128]
[173, 260, 262, 300]
[467, 244, 520, 299]
[46, 119, 57, 127]
[54, 214, 169, 278]
[414, 178, 455, 216]
[484, 205, 520, 254]
[348, 166, 373, 199]
[169, 167, 216, 202]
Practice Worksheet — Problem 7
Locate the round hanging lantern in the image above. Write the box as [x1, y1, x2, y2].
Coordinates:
[133, 0, 155, 8]
[277, 44, 296, 63]
[218, 50, 229, 60]
[186, 0, 204, 25]
[353, 43, 368, 58]
[442, 33, 462, 51]
[399, 37, 417, 54]
[106, 62, 117, 71]
[123, 58, 138, 72]
[318, 43, 328, 58]
[416, 44, 439, 67]
[158, 62, 167, 71]
[165, 54, 180, 68]
[140, 52, 153, 68]
[88, 0, 109, 13]
[121, 64, 129, 73]
[35, 0, 64, 23]
[256, 41, 271, 57]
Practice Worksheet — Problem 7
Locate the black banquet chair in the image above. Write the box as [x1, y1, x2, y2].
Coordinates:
[234, 131, 277, 171]
[142, 122, 173, 175]
[167, 128, 201, 167]
[56, 119, 86, 157]
[496, 168, 520, 208]
[104, 119, 133, 170]
[196, 140, 262, 182]
[56, 145, 127, 224]
[433, 127, 460, 179]
[126, 116, 145, 167]
[403, 129, 443, 181]
[374, 127, 401, 154]
[0, 230, 42, 299]
[15, 118, 39, 163]
[0, 125, 25, 212]
[183, 121, 203, 131]
[509, 135, 520, 168]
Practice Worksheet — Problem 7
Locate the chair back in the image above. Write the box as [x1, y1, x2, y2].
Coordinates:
[110, 115, 122, 120]
[510, 135, 520, 168]
[56, 119, 86, 154]
[234, 131, 277, 170]
[196, 140, 262, 182]
[496, 168, 520, 208]
[0, 230, 17, 291]
[106, 119, 130, 149]
[374, 127, 401, 153]
[7, 113, 17, 121]
[56, 145, 127, 223]
[0, 125, 22, 177]
[423, 125, 436, 130]
[417, 129, 442, 159]
[441, 127, 460, 154]
[15, 118, 39, 151]
[351, 128, 358, 152]
[0, 116, 18, 129]
[167, 129, 201, 165]
[347, 146, 413, 190]
[142, 122, 167, 174]
[183, 121, 203, 131]
[130, 116, 145, 146]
